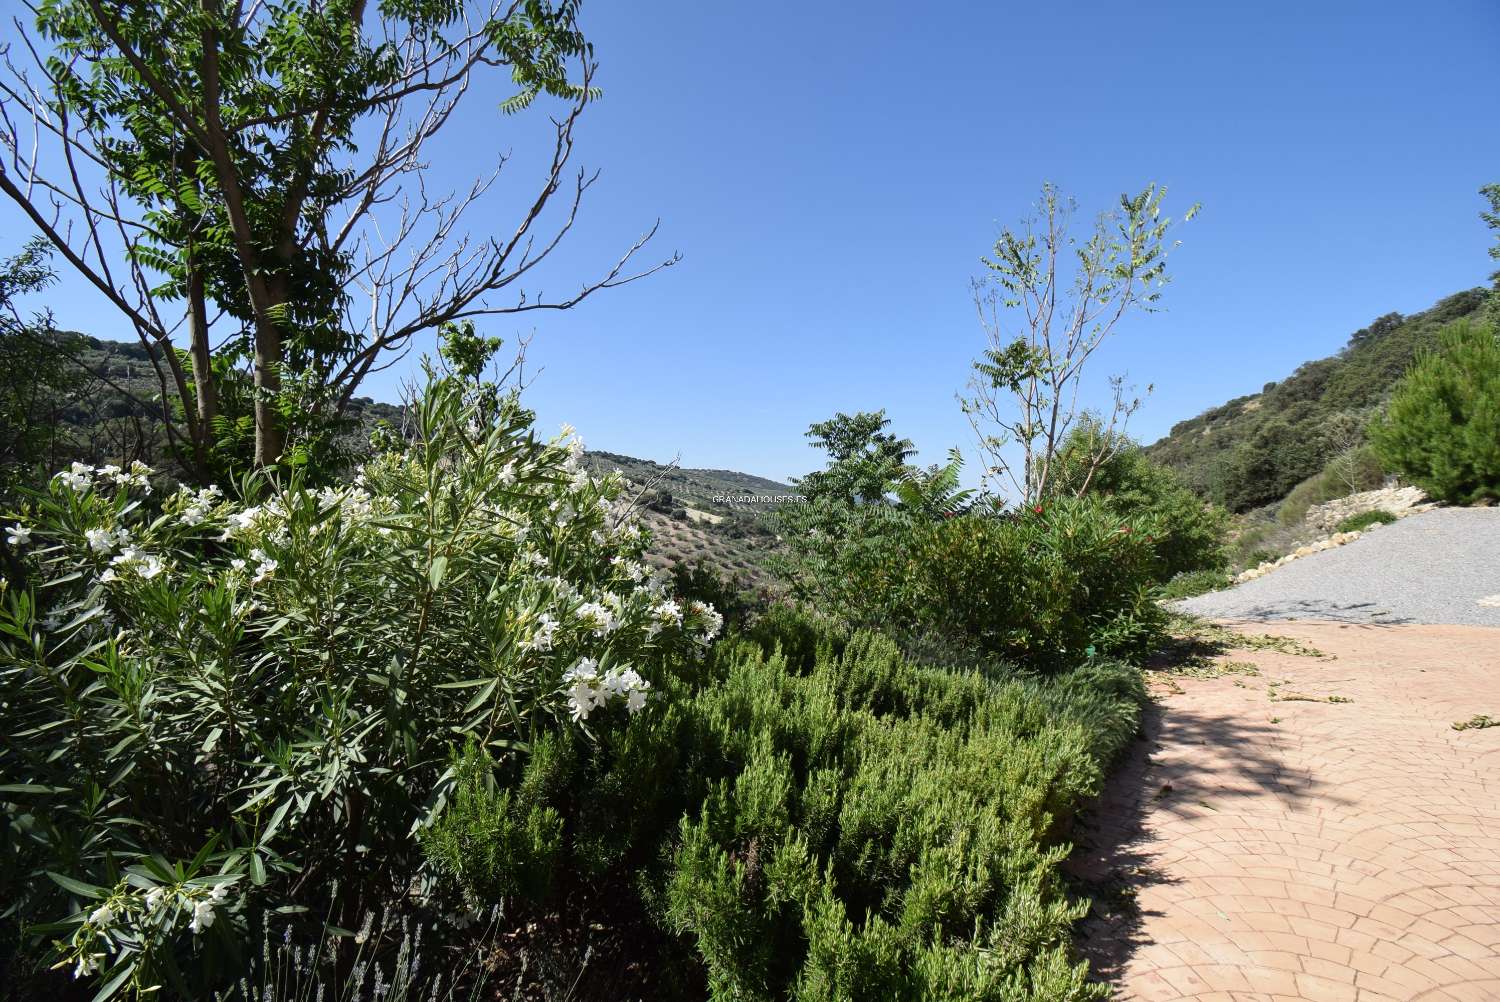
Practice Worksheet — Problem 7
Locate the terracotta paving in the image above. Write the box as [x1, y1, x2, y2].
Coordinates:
[1075, 621, 1500, 1002]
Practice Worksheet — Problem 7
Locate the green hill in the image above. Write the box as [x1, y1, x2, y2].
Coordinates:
[1146, 288, 1490, 512]
[7, 334, 792, 588]
[581, 450, 793, 591]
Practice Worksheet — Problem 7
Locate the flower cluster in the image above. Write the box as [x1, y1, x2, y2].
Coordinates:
[53, 460, 152, 494]
[63, 879, 238, 982]
[561, 657, 652, 721]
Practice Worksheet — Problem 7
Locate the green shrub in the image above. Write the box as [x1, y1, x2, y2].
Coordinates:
[420, 741, 564, 904]
[0, 353, 721, 997]
[1371, 319, 1500, 503]
[901, 496, 1171, 668]
[650, 624, 1136, 1000]
[1052, 429, 1230, 580]
[1335, 509, 1396, 533]
[1160, 568, 1234, 599]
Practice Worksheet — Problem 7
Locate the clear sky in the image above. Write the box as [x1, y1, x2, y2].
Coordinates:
[8, 0, 1499, 484]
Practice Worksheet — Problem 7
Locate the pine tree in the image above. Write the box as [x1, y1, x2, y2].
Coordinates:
[1371, 320, 1500, 503]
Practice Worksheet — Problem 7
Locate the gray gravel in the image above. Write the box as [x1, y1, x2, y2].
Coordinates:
[1175, 507, 1500, 626]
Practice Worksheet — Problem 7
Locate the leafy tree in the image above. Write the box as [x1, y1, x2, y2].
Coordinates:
[0, 0, 673, 473]
[893, 448, 977, 520]
[796, 410, 915, 504]
[769, 411, 918, 626]
[959, 182, 1197, 503]
[1371, 319, 1500, 503]
[0, 242, 82, 497]
[1484, 182, 1500, 326]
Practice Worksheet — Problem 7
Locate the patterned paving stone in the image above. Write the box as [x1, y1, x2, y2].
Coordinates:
[1075, 622, 1500, 1001]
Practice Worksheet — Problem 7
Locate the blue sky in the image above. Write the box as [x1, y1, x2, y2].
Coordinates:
[8, 0, 1499, 484]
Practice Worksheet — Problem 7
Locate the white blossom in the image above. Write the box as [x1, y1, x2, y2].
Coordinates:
[576, 601, 617, 637]
[5, 524, 30, 546]
[189, 899, 215, 934]
[522, 613, 560, 652]
[55, 462, 93, 492]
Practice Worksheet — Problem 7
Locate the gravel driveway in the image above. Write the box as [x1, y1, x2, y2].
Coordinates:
[1175, 507, 1500, 626]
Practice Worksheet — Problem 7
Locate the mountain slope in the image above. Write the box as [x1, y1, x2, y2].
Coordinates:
[1146, 288, 1490, 512]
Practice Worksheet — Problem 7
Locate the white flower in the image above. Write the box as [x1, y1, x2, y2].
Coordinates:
[86, 528, 116, 554]
[55, 462, 93, 492]
[626, 689, 649, 714]
[566, 679, 600, 721]
[576, 601, 616, 637]
[522, 613, 560, 652]
[499, 461, 518, 486]
[249, 548, 277, 585]
[88, 903, 115, 927]
[189, 899, 215, 934]
[690, 600, 724, 641]
[145, 888, 165, 911]
[220, 506, 263, 541]
[136, 554, 166, 580]
[230, 558, 247, 572]
[208, 883, 230, 904]
[562, 657, 599, 682]
[5, 524, 30, 546]
[73, 953, 103, 979]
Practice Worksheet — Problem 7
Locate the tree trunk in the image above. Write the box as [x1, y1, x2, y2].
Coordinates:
[186, 246, 217, 473]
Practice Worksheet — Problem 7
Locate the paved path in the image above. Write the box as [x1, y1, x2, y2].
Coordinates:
[1175, 508, 1500, 627]
[1075, 621, 1500, 1002]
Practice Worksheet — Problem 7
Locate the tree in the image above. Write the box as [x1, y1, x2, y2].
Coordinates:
[0, 0, 674, 473]
[959, 183, 1197, 504]
[796, 410, 915, 505]
[1370, 319, 1500, 504]
[1484, 183, 1500, 326]
[0, 241, 79, 495]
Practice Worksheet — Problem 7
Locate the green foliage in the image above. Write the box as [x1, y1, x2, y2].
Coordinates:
[0, 242, 90, 500]
[0, 347, 720, 998]
[797, 410, 915, 505]
[421, 741, 564, 904]
[1159, 568, 1233, 600]
[1370, 319, 1500, 503]
[901, 498, 1170, 668]
[644, 623, 1138, 1001]
[1051, 427, 1229, 580]
[893, 449, 977, 520]
[1148, 289, 1489, 511]
[1334, 509, 1396, 533]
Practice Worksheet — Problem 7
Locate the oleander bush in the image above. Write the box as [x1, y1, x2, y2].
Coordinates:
[0, 351, 721, 999]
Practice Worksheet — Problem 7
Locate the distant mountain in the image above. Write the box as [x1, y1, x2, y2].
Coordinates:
[1146, 288, 1490, 513]
[25, 334, 791, 588]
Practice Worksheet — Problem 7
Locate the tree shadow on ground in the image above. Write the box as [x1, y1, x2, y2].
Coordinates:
[1232, 599, 1415, 625]
[1066, 683, 1355, 986]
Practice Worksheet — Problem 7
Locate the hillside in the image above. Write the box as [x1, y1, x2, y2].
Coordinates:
[1146, 288, 1490, 512]
[581, 450, 793, 591]
[13, 334, 792, 589]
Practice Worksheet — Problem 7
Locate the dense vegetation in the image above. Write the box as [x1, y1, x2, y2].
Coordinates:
[1370, 319, 1500, 503]
[1146, 289, 1490, 512]
[8, 0, 1458, 993]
